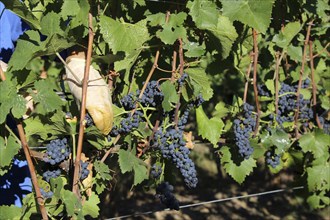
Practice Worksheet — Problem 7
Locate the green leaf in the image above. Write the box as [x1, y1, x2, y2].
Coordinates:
[24, 111, 70, 141]
[272, 22, 301, 48]
[0, 205, 22, 220]
[265, 79, 275, 95]
[287, 45, 302, 61]
[196, 106, 224, 146]
[208, 16, 239, 59]
[40, 12, 64, 37]
[68, 0, 90, 30]
[7, 31, 45, 71]
[299, 129, 330, 158]
[220, 146, 257, 184]
[30, 80, 64, 114]
[2, 0, 41, 29]
[100, 16, 150, 53]
[94, 161, 112, 180]
[157, 25, 187, 45]
[186, 68, 213, 101]
[61, 190, 82, 217]
[0, 135, 21, 168]
[183, 41, 205, 58]
[154, 12, 187, 45]
[187, 0, 218, 29]
[213, 102, 229, 118]
[221, 0, 275, 33]
[161, 81, 179, 112]
[82, 192, 100, 218]
[118, 149, 148, 186]
[307, 191, 330, 209]
[61, 0, 80, 19]
[307, 164, 330, 191]
[187, 1, 237, 59]
[0, 80, 27, 123]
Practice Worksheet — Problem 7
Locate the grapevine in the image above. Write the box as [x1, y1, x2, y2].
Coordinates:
[0, 0, 328, 219]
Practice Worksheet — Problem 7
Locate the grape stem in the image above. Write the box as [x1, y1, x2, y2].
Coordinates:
[174, 38, 185, 128]
[252, 29, 261, 136]
[274, 51, 286, 115]
[1, 61, 48, 219]
[243, 53, 253, 103]
[309, 41, 322, 128]
[72, 13, 94, 198]
[294, 20, 313, 138]
[17, 122, 49, 220]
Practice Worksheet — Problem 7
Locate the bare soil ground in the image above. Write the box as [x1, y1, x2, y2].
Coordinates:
[100, 144, 330, 220]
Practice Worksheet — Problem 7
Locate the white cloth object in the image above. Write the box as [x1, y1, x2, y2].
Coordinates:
[65, 58, 113, 134]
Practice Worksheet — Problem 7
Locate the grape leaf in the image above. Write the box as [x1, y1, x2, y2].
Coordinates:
[187, 0, 218, 29]
[2, 0, 41, 29]
[40, 12, 64, 37]
[61, 0, 80, 19]
[299, 129, 330, 158]
[118, 149, 148, 186]
[196, 106, 224, 146]
[220, 146, 257, 184]
[183, 41, 206, 58]
[24, 111, 70, 141]
[68, 0, 90, 30]
[307, 164, 330, 191]
[221, 0, 275, 33]
[154, 12, 187, 45]
[161, 81, 179, 112]
[0, 135, 21, 168]
[30, 80, 64, 114]
[208, 15, 239, 59]
[213, 102, 229, 118]
[307, 191, 330, 209]
[99, 15, 150, 53]
[187, 1, 237, 59]
[94, 161, 112, 180]
[61, 190, 82, 217]
[186, 68, 213, 101]
[272, 22, 301, 48]
[7, 31, 45, 71]
[0, 80, 27, 123]
[82, 192, 100, 218]
[0, 205, 22, 220]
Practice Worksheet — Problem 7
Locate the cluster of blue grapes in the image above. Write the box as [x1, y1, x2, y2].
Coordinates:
[233, 103, 256, 159]
[277, 81, 313, 126]
[120, 92, 136, 110]
[110, 111, 143, 136]
[177, 95, 205, 129]
[150, 164, 162, 179]
[265, 151, 281, 168]
[153, 127, 198, 188]
[80, 161, 90, 180]
[40, 188, 53, 199]
[43, 138, 70, 165]
[155, 182, 180, 210]
[43, 169, 61, 182]
[138, 81, 164, 107]
[177, 73, 188, 87]
[120, 81, 164, 110]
